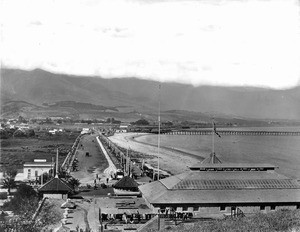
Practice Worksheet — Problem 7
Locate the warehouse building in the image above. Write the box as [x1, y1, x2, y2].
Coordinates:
[139, 154, 300, 218]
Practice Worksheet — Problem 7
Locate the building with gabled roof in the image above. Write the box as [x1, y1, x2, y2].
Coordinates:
[114, 176, 139, 191]
[113, 176, 141, 196]
[139, 153, 300, 218]
[38, 176, 74, 199]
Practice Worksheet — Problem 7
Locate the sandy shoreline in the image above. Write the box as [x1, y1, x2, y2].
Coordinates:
[108, 132, 203, 175]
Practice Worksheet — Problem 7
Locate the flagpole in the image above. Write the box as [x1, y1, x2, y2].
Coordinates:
[126, 144, 129, 175]
[212, 119, 215, 155]
[157, 84, 161, 181]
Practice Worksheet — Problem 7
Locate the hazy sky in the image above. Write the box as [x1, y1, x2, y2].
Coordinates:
[1, 0, 300, 89]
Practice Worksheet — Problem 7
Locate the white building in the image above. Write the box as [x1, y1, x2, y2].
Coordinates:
[48, 128, 63, 134]
[23, 159, 54, 180]
[81, 128, 90, 135]
[116, 124, 128, 133]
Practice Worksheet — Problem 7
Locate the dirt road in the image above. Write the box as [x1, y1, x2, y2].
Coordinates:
[71, 133, 109, 185]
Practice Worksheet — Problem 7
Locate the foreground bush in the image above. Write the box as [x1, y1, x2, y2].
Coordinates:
[148, 209, 300, 232]
[1, 184, 61, 232]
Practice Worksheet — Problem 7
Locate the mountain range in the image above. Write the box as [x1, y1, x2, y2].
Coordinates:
[1, 68, 300, 122]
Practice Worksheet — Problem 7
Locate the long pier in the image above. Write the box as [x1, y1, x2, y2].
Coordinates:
[162, 130, 300, 136]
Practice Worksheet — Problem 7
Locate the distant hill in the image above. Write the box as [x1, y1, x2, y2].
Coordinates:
[1, 68, 300, 121]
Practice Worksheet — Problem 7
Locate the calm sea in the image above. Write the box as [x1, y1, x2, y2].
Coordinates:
[135, 127, 300, 179]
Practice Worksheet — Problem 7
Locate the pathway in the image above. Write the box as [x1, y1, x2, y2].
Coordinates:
[96, 136, 117, 179]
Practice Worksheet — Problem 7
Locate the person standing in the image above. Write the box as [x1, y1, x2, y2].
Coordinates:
[137, 210, 141, 223]
[122, 213, 127, 224]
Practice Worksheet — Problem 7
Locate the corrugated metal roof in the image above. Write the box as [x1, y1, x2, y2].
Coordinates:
[172, 179, 300, 190]
[159, 171, 290, 190]
[139, 167, 300, 205]
[139, 181, 300, 204]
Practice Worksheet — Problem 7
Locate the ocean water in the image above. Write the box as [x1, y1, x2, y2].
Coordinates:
[135, 127, 300, 179]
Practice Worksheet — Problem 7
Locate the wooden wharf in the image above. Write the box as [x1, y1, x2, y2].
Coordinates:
[161, 130, 300, 136]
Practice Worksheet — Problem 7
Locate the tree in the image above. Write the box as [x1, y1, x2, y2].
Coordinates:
[1, 183, 61, 232]
[18, 115, 26, 123]
[26, 129, 35, 137]
[0, 129, 9, 139]
[13, 129, 26, 137]
[2, 168, 17, 195]
[134, 118, 150, 125]
[58, 169, 72, 181]
[4, 184, 38, 212]
[68, 177, 80, 189]
[45, 117, 53, 124]
[16, 183, 37, 198]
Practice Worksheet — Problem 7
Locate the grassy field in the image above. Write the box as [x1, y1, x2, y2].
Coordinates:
[0, 131, 80, 171]
[135, 128, 300, 179]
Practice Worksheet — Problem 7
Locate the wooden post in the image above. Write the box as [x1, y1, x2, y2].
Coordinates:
[99, 208, 103, 232]
[158, 210, 160, 231]
[55, 148, 59, 177]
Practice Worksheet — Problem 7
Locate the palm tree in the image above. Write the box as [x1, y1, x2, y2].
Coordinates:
[68, 177, 80, 190]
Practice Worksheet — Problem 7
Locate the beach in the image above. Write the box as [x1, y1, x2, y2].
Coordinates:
[108, 132, 203, 175]
[109, 131, 300, 179]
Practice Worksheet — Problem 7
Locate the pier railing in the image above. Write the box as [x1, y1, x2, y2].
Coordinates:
[161, 130, 300, 136]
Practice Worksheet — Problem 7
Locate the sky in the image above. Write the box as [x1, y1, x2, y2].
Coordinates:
[1, 0, 300, 89]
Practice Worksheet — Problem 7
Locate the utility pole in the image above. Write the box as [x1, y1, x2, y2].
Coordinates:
[212, 118, 215, 156]
[55, 148, 59, 177]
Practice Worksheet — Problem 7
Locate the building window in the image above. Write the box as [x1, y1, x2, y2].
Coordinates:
[297, 205, 300, 209]
[220, 205, 226, 211]
[270, 205, 276, 210]
[35, 170, 38, 177]
[260, 206, 265, 211]
[182, 206, 188, 211]
[193, 206, 199, 211]
[28, 169, 31, 178]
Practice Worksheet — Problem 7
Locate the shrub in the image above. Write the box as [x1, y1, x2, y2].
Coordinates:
[0, 192, 7, 200]
[146, 209, 300, 232]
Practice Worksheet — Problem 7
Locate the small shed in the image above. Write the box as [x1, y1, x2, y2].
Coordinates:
[114, 176, 139, 192]
[38, 177, 74, 199]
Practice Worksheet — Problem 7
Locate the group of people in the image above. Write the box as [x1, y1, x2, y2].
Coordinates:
[122, 212, 141, 224]
[101, 211, 143, 224]
[160, 209, 193, 221]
